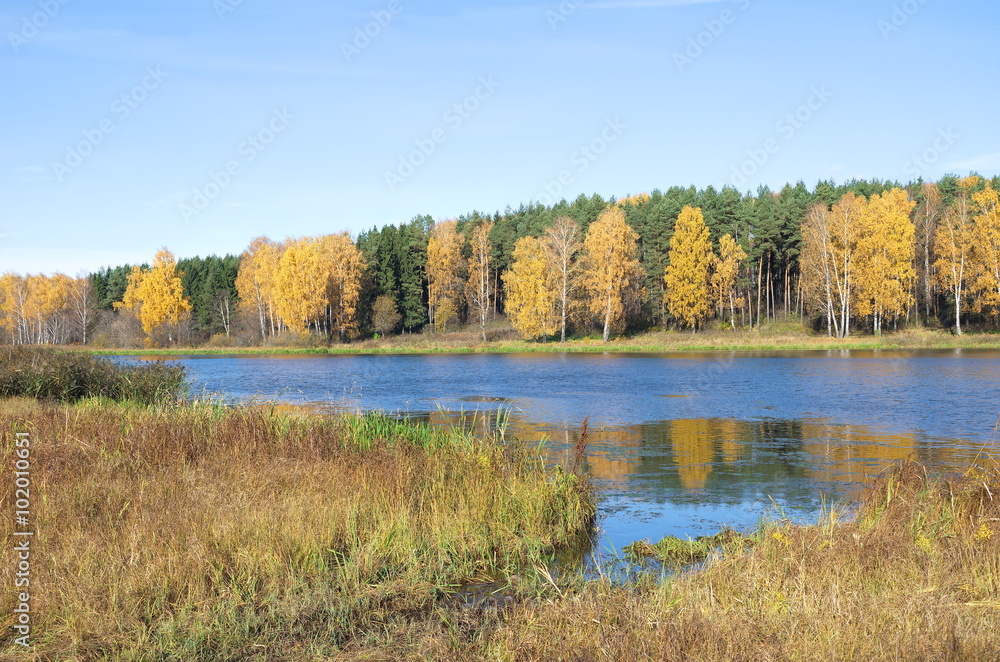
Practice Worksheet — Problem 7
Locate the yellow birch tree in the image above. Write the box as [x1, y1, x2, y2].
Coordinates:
[934, 176, 979, 335]
[853, 188, 916, 335]
[711, 233, 747, 328]
[322, 232, 366, 341]
[427, 220, 465, 332]
[273, 237, 327, 334]
[503, 235, 558, 340]
[829, 192, 866, 338]
[581, 206, 645, 342]
[114, 249, 191, 346]
[235, 236, 283, 339]
[914, 183, 944, 323]
[971, 182, 1000, 317]
[665, 206, 713, 330]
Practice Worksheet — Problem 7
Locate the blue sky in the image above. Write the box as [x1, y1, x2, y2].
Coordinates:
[2, 0, 998, 275]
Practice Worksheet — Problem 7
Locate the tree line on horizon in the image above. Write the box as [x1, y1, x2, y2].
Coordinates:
[2, 174, 1000, 347]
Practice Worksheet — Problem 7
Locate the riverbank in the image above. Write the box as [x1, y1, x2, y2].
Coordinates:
[3, 396, 997, 659]
[83, 325, 1000, 356]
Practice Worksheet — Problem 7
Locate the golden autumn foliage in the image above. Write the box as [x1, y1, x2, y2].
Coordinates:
[0, 272, 93, 344]
[273, 237, 327, 334]
[971, 182, 1000, 316]
[914, 183, 944, 322]
[581, 206, 646, 342]
[711, 233, 747, 328]
[270, 234, 365, 339]
[854, 188, 916, 334]
[114, 249, 191, 346]
[801, 191, 916, 337]
[617, 193, 651, 207]
[321, 232, 366, 341]
[828, 192, 867, 337]
[503, 236, 558, 341]
[371, 294, 401, 334]
[427, 220, 465, 331]
[664, 206, 713, 330]
[235, 236, 283, 339]
[934, 177, 979, 335]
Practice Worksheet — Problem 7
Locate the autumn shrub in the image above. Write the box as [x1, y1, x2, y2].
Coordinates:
[0, 346, 185, 404]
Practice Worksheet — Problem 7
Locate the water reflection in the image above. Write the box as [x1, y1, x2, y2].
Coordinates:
[410, 408, 991, 554]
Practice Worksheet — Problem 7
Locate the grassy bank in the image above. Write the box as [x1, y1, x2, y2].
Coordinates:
[480, 461, 1000, 660]
[82, 325, 1000, 356]
[0, 398, 594, 659]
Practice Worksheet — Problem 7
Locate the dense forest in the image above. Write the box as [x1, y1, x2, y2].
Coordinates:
[2, 174, 1000, 347]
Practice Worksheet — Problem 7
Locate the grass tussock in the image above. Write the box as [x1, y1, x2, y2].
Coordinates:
[0, 346, 185, 404]
[624, 528, 748, 567]
[484, 460, 1000, 661]
[0, 398, 593, 660]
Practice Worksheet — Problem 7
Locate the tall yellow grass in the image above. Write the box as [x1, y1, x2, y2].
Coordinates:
[0, 398, 592, 659]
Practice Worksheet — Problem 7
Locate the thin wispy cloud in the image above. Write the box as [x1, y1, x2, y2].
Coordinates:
[14, 165, 52, 183]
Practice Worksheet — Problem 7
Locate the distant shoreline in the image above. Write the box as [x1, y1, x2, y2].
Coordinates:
[76, 327, 1000, 356]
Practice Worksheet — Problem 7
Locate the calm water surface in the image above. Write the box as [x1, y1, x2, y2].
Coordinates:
[127, 350, 1000, 556]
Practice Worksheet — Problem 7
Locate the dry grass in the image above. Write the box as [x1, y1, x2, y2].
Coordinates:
[0, 398, 593, 660]
[482, 460, 1000, 661]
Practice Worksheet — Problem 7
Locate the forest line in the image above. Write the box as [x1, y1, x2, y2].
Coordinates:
[2, 174, 1000, 347]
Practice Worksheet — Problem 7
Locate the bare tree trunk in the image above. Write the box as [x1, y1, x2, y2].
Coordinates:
[756, 255, 764, 328]
[603, 290, 612, 343]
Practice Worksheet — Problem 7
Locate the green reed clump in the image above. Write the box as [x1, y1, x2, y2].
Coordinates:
[624, 528, 750, 566]
[0, 398, 594, 660]
[0, 346, 185, 404]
